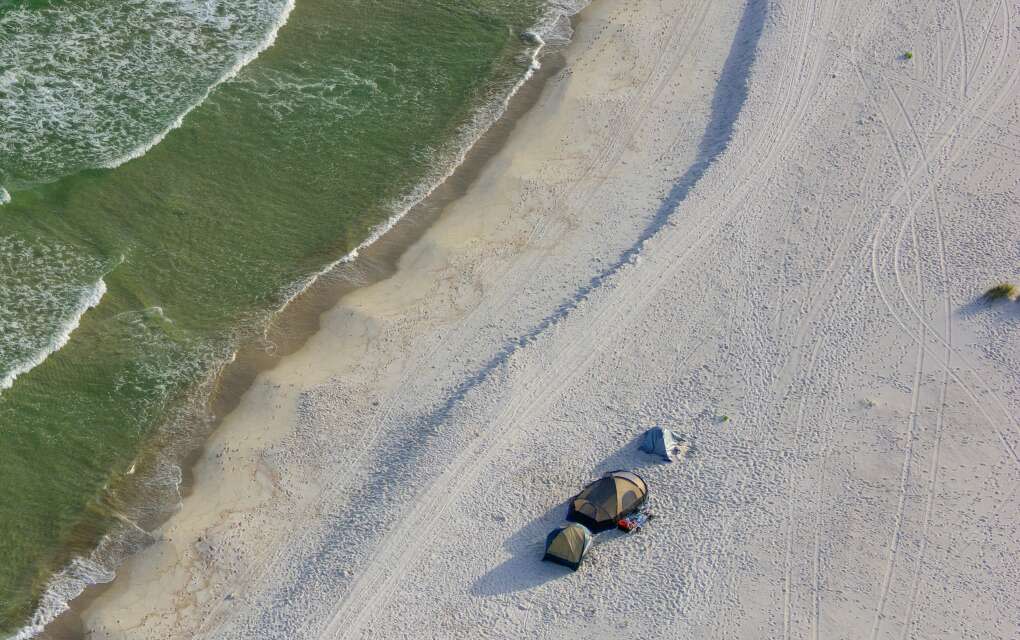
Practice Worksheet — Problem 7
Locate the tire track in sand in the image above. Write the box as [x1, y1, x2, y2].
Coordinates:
[853, 54, 1020, 467]
[192, 3, 713, 635]
[857, 12, 1018, 629]
[313, 2, 722, 637]
[324, 0, 826, 635]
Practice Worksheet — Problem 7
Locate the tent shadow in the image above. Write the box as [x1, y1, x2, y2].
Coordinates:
[958, 297, 991, 318]
[591, 434, 667, 475]
[958, 296, 1020, 320]
[472, 439, 667, 597]
[471, 500, 576, 596]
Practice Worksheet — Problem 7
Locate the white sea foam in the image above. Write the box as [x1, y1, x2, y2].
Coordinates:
[0, 0, 294, 185]
[6, 456, 177, 640]
[101, 0, 297, 170]
[9, 555, 115, 640]
[7, 521, 155, 640]
[0, 277, 106, 392]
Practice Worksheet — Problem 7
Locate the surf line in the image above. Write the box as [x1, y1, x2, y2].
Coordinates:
[271, 21, 561, 322]
[0, 277, 107, 393]
[99, 0, 297, 170]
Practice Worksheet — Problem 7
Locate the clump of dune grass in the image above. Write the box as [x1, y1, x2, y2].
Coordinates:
[982, 283, 1018, 302]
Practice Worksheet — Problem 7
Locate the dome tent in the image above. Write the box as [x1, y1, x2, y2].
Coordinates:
[640, 426, 684, 462]
[542, 523, 593, 571]
[567, 470, 648, 532]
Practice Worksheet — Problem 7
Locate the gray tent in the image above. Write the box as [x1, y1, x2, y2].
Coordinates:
[640, 426, 684, 462]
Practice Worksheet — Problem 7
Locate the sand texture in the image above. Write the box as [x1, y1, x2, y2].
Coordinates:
[81, 0, 1020, 638]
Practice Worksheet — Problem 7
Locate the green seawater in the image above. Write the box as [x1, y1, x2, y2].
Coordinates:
[0, 0, 553, 632]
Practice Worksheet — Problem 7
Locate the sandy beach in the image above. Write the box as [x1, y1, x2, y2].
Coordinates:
[76, 0, 1019, 638]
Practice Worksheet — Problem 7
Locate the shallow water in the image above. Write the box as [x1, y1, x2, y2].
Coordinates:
[0, 0, 574, 633]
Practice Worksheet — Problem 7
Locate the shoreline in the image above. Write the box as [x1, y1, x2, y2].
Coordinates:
[29, 12, 580, 640]
[62, 0, 1020, 637]
[205, 37, 574, 435]
[74, 0, 723, 632]
[4, 1, 558, 634]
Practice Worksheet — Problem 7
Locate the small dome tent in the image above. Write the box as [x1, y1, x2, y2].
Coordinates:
[567, 470, 648, 532]
[640, 426, 684, 462]
[543, 523, 593, 571]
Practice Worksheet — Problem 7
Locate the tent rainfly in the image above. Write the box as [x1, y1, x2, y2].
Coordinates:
[542, 523, 593, 571]
[567, 470, 648, 532]
[640, 426, 684, 462]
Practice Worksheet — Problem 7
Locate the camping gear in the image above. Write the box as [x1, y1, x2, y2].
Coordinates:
[542, 522, 593, 571]
[640, 426, 684, 462]
[618, 508, 654, 533]
[567, 470, 649, 532]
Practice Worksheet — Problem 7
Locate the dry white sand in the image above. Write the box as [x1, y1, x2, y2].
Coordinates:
[81, 0, 1020, 638]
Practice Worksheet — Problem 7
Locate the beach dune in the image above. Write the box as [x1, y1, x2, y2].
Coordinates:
[81, 0, 1019, 638]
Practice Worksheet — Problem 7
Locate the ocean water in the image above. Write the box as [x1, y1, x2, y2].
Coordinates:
[0, 0, 583, 634]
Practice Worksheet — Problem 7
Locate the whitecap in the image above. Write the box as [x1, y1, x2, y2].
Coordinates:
[0, 277, 107, 392]
[101, 0, 297, 170]
[0, 0, 294, 185]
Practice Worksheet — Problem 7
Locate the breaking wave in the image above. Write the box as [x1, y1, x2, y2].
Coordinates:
[0, 276, 106, 392]
[0, 0, 294, 186]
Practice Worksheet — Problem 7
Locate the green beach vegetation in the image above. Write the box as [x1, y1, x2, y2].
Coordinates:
[982, 282, 1018, 302]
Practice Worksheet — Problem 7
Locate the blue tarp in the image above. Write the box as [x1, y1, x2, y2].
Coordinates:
[640, 426, 683, 462]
